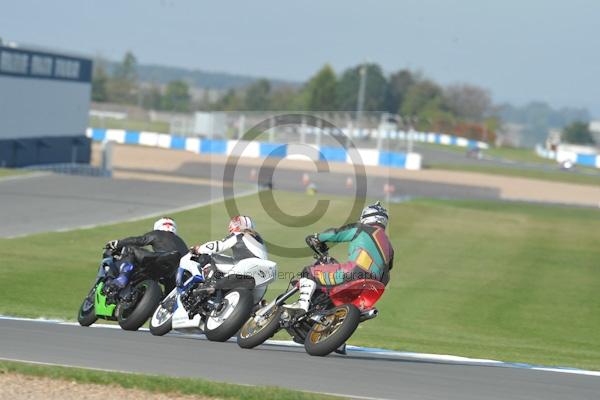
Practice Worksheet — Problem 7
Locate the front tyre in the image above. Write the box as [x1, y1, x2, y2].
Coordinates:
[77, 286, 98, 327]
[237, 306, 282, 349]
[204, 289, 253, 342]
[304, 304, 360, 356]
[117, 280, 162, 331]
[149, 289, 177, 336]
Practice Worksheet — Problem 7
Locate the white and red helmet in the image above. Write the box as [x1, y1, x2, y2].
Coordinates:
[154, 217, 177, 234]
[228, 215, 255, 234]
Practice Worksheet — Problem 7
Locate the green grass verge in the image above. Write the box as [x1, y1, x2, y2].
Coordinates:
[418, 142, 600, 184]
[89, 116, 170, 133]
[0, 360, 341, 400]
[0, 168, 30, 178]
[483, 147, 600, 174]
[430, 163, 600, 186]
[483, 146, 556, 164]
[417, 142, 554, 164]
[1, 192, 599, 370]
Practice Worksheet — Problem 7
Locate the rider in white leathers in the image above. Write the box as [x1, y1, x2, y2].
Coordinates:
[190, 216, 267, 276]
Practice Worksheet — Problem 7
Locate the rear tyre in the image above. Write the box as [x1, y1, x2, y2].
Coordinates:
[204, 289, 253, 342]
[77, 286, 98, 327]
[237, 306, 282, 349]
[304, 304, 360, 356]
[149, 289, 177, 336]
[117, 280, 162, 331]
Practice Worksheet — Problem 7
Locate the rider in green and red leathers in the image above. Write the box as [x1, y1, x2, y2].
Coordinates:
[285, 201, 394, 313]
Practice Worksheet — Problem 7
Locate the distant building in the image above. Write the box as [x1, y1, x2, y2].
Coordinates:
[589, 121, 600, 132]
[496, 123, 523, 147]
[189, 87, 225, 104]
[0, 42, 92, 167]
[589, 120, 600, 144]
[546, 128, 562, 150]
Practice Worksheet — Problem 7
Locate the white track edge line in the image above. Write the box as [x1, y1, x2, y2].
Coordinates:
[1, 315, 599, 378]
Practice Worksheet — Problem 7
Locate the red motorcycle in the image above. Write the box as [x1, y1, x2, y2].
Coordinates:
[237, 236, 385, 356]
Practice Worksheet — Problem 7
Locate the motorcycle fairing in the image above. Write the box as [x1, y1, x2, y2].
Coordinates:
[328, 279, 385, 310]
[171, 294, 203, 331]
[94, 282, 116, 317]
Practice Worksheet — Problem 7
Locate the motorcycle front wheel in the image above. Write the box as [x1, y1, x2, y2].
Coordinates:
[304, 303, 360, 356]
[117, 280, 162, 331]
[149, 289, 177, 336]
[77, 286, 98, 327]
[237, 305, 282, 349]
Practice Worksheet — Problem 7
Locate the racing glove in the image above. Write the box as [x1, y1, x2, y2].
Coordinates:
[306, 233, 320, 246]
[202, 263, 217, 280]
[306, 233, 328, 254]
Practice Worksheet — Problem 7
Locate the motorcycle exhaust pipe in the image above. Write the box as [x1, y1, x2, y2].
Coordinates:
[360, 308, 378, 322]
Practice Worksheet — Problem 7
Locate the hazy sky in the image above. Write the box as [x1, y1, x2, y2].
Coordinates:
[2, 0, 599, 116]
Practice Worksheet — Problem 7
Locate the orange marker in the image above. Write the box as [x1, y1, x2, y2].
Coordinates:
[302, 173, 310, 186]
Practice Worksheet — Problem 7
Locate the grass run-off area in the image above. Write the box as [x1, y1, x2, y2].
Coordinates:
[484, 146, 557, 164]
[0, 360, 340, 400]
[0, 191, 599, 370]
[89, 116, 170, 133]
[0, 168, 30, 178]
[418, 142, 556, 165]
[415, 142, 600, 185]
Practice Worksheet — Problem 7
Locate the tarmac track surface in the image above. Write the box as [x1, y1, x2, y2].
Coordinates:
[120, 159, 501, 202]
[0, 163, 500, 239]
[0, 174, 231, 238]
[0, 319, 598, 400]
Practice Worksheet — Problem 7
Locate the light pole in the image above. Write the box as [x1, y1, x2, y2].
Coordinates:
[356, 62, 367, 133]
[402, 115, 416, 154]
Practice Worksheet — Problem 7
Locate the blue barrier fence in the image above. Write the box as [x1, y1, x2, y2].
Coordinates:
[86, 128, 423, 170]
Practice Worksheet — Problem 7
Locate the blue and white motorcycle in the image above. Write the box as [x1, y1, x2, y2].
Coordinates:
[149, 252, 277, 342]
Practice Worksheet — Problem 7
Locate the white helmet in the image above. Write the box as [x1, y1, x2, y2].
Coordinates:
[154, 217, 177, 234]
[360, 201, 388, 228]
[228, 215, 255, 233]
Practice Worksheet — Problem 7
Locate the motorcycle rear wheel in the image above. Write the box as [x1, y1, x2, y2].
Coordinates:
[117, 280, 162, 331]
[237, 305, 282, 349]
[304, 304, 360, 356]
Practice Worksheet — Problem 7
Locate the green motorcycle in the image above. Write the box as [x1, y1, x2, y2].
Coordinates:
[77, 246, 180, 331]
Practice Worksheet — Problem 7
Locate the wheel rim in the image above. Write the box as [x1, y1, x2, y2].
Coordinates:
[206, 291, 240, 330]
[308, 306, 349, 344]
[80, 288, 96, 315]
[81, 296, 94, 313]
[239, 307, 278, 339]
[151, 292, 176, 327]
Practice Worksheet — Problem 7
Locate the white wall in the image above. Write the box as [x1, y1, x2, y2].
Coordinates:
[0, 76, 90, 139]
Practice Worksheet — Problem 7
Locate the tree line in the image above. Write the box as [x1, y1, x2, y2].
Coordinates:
[92, 52, 193, 113]
[92, 52, 596, 145]
[212, 64, 500, 142]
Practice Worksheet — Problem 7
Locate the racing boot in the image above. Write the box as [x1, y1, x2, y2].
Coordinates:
[283, 278, 316, 314]
[110, 262, 134, 289]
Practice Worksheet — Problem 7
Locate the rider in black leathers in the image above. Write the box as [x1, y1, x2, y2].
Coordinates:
[105, 217, 188, 292]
